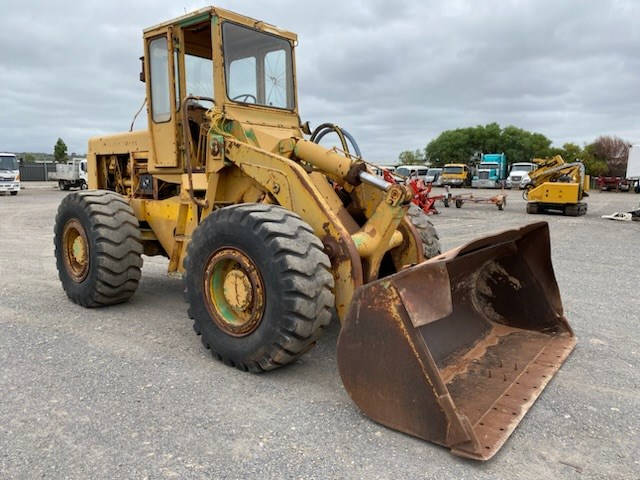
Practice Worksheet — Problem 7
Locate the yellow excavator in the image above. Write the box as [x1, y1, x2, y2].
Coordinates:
[524, 155, 589, 216]
[53, 6, 575, 460]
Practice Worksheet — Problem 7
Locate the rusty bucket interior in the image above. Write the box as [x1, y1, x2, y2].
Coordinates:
[337, 221, 576, 460]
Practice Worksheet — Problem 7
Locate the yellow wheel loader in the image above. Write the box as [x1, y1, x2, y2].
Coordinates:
[53, 7, 575, 460]
[524, 155, 589, 216]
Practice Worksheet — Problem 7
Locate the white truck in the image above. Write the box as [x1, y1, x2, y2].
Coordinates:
[394, 164, 430, 182]
[0, 153, 21, 195]
[505, 162, 537, 189]
[50, 158, 88, 190]
[627, 145, 640, 193]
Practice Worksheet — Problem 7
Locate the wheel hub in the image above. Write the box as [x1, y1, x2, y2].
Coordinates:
[222, 270, 253, 311]
[62, 219, 90, 282]
[204, 248, 265, 337]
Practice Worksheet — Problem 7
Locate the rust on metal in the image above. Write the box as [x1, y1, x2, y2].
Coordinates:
[203, 247, 265, 337]
[337, 221, 576, 460]
[62, 219, 90, 283]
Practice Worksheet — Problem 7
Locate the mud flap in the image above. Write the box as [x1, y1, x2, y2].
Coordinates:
[337, 221, 575, 460]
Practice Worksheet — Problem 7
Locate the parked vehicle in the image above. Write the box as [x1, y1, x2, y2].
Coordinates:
[627, 145, 640, 193]
[524, 155, 589, 216]
[471, 153, 508, 188]
[50, 158, 88, 190]
[596, 176, 630, 192]
[441, 163, 472, 187]
[372, 164, 396, 175]
[424, 167, 442, 186]
[505, 162, 536, 189]
[395, 164, 429, 182]
[0, 153, 20, 195]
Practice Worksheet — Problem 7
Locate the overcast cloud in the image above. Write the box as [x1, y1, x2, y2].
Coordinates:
[1, 0, 639, 162]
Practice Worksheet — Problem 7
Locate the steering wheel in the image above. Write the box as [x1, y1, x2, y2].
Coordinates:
[232, 94, 257, 103]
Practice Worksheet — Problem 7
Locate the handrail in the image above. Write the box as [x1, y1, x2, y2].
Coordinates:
[181, 95, 215, 208]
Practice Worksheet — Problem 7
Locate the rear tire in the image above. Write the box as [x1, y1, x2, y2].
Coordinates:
[406, 204, 441, 259]
[185, 204, 335, 372]
[54, 190, 143, 307]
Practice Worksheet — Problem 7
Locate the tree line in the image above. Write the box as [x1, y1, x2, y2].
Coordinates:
[18, 138, 85, 164]
[16, 130, 631, 178]
[397, 123, 631, 177]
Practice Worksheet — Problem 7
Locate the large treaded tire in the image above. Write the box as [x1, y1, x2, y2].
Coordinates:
[54, 190, 143, 307]
[185, 204, 335, 373]
[406, 204, 441, 259]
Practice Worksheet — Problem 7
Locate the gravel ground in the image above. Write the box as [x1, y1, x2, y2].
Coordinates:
[1, 183, 638, 479]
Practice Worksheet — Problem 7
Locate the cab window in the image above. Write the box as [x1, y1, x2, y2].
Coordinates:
[149, 37, 171, 122]
[223, 22, 295, 109]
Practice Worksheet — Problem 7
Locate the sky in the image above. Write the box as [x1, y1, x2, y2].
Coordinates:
[1, 0, 639, 163]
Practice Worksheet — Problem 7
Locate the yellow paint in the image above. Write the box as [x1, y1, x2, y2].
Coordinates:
[528, 182, 581, 204]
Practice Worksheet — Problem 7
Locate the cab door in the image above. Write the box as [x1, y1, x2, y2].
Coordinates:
[146, 29, 179, 168]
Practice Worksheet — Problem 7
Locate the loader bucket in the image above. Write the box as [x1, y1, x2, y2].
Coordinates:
[337, 221, 575, 460]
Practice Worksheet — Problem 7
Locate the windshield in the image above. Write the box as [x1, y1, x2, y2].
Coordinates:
[511, 164, 534, 172]
[478, 162, 499, 169]
[0, 155, 18, 170]
[223, 22, 295, 109]
[443, 166, 463, 174]
[426, 169, 441, 176]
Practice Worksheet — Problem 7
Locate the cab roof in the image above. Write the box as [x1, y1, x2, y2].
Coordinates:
[143, 6, 297, 42]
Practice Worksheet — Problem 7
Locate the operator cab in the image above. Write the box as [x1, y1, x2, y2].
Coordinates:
[141, 8, 299, 170]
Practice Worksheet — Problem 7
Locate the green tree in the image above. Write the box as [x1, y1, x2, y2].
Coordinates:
[424, 128, 479, 166]
[582, 142, 609, 176]
[582, 157, 608, 177]
[22, 153, 36, 164]
[548, 142, 583, 163]
[397, 149, 426, 165]
[54, 138, 68, 163]
[546, 142, 609, 177]
[424, 123, 552, 167]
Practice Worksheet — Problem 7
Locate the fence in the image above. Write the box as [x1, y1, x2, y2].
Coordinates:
[19, 163, 57, 181]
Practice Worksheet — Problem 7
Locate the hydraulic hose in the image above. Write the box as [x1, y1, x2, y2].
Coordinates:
[310, 123, 362, 158]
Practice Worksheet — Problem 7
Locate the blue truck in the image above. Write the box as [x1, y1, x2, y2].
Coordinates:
[471, 153, 508, 188]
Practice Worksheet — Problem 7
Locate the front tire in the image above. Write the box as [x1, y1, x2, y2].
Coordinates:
[185, 204, 335, 372]
[54, 190, 143, 307]
[406, 204, 441, 259]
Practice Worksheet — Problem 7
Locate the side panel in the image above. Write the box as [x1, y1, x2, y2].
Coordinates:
[627, 145, 640, 179]
[87, 131, 151, 190]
